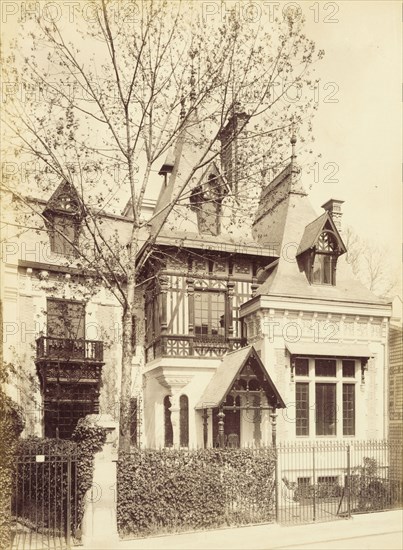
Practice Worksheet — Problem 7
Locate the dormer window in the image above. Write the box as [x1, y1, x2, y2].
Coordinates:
[311, 231, 338, 285]
[43, 182, 83, 257]
[297, 213, 346, 287]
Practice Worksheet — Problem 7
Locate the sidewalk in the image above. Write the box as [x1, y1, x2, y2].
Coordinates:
[90, 510, 403, 550]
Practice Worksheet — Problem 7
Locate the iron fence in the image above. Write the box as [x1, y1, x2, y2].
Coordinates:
[10, 443, 79, 550]
[276, 439, 403, 525]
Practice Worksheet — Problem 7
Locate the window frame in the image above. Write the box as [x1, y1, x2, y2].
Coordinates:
[194, 290, 226, 338]
[46, 298, 86, 340]
[310, 230, 339, 286]
[294, 356, 358, 439]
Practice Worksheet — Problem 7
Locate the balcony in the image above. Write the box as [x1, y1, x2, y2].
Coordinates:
[36, 335, 104, 363]
[145, 334, 246, 363]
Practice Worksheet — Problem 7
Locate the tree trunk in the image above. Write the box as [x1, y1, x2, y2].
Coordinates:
[118, 229, 138, 452]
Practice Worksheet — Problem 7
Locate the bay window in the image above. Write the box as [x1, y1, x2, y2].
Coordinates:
[194, 291, 226, 337]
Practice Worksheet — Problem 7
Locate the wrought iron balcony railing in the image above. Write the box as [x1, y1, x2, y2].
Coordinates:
[36, 335, 104, 362]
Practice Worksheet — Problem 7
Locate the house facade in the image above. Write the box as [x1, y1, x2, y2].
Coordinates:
[1, 107, 392, 452]
[1, 184, 135, 440]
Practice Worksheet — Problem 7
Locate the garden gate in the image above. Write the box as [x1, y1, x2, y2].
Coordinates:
[10, 444, 79, 550]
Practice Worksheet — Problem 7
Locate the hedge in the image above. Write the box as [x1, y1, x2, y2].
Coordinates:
[117, 447, 276, 537]
[11, 417, 106, 543]
[0, 392, 25, 550]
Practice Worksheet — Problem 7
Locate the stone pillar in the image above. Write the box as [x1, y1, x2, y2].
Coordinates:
[82, 415, 119, 548]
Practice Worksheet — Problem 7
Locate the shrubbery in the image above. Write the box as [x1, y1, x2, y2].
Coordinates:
[0, 391, 25, 549]
[117, 447, 276, 537]
[11, 417, 106, 542]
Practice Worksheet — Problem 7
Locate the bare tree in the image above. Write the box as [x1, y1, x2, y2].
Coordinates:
[344, 226, 399, 298]
[2, 0, 323, 450]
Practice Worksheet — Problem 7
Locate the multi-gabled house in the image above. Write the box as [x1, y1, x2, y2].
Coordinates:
[1, 104, 392, 451]
[138, 112, 392, 449]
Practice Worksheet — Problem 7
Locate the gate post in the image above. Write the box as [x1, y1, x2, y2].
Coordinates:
[66, 456, 72, 549]
[81, 415, 119, 548]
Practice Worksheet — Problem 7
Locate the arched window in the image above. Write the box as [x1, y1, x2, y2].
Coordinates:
[179, 395, 189, 447]
[311, 231, 339, 285]
[164, 395, 173, 447]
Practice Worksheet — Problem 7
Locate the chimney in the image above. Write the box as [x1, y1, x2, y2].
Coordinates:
[321, 198, 344, 231]
[218, 109, 250, 195]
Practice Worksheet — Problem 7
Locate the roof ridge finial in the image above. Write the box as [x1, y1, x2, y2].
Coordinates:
[290, 117, 297, 160]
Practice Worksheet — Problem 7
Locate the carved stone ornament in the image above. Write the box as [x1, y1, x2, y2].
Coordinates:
[156, 374, 193, 392]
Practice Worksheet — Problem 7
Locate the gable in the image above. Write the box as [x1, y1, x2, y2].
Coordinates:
[297, 212, 346, 256]
[43, 180, 82, 217]
[196, 345, 285, 410]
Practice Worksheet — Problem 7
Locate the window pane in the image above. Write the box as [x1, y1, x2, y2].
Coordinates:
[47, 299, 85, 339]
[342, 360, 355, 378]
[194, 292, 225, 336]
[52, 215, 77, 257]
[312, 254, 324, 283]
[296, 383, 309, 436]
[315, 359, 336, 377]
[295, 358, 309, 376]
[323, 255, 333, 284]
[179, 395, 189, 447]
[316, 383, 336, 436]
[343, 384, 355, 436]
[312, 252, 335, 285]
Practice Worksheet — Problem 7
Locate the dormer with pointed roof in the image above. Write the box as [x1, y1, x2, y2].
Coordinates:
[296, 211, 346, 286]
[43, 180, 83, 257]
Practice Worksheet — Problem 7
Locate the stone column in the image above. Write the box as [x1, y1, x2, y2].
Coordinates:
[169, 394, 181, 447]
[81, 415, 119, 549]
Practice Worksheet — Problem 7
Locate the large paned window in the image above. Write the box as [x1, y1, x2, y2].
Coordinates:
[47, 298, 85, 339]
[294, 357, 358, 438]
[194, 291, 225, 336]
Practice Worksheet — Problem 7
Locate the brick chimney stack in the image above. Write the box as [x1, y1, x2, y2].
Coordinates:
[321, 198, 344, 231]
[218, 109, 250, 195]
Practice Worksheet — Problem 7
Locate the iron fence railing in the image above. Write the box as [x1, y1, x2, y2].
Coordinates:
[276, 439, 403, 525]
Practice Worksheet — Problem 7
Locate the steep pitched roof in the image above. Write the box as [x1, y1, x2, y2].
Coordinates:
[196, 345, 285, 410]
[298, 212, 346, 255]
[251, 159, 386, 305]
[252, 162, 317, 256]
[148, 115, 267, 252]
[43, 180, 82, 216]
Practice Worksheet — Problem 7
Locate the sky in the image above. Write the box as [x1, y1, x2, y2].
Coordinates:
[2, 0, 401, 277]
[300, 1, 401, 260]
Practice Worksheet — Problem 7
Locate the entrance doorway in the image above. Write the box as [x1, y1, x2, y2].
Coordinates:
[213, 395, 241, 447]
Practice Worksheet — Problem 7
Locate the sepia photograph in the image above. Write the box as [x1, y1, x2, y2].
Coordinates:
[0, 1, 401, 549]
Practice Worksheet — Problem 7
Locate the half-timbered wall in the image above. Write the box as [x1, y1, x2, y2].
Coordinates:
[144, 250, 266, 361]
